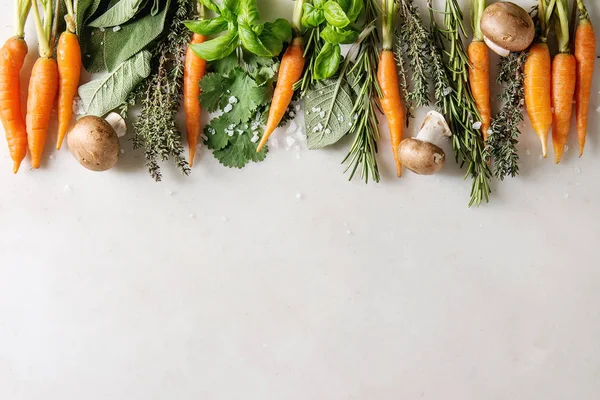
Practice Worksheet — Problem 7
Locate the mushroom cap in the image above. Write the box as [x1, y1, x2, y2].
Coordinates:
[67, 116, 120, 172]
[481, 2, 535, 53]
[398, 138, 446, 175]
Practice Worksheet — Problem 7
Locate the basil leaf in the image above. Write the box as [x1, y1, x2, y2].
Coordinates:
[320, 25, 358, 44]
[304, 76, 354, 149]
[313, 0, 327, 8]
[191, 29, 239, 61]
[238, 22, 279, 57]
[323, 1, 350, 28]
[301, 4, 325, 28]
[88, 0, 146, 28]
[78, 51, 152, 117]
[222, 0, 242, 20]
[237, 0, 259, 24]
[314, 42, 341, 80]
[198, 0, 220, 13]
[346, 0, 363, 21]
[264, 18, 292, 42]
[185, 17, 228, 35]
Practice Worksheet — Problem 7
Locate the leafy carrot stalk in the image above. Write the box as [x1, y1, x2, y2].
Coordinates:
[26, 0, 59, 168]
[377, 0, 404, 177]
[551, 0, 576, 164]
[256, 0, 305, 152]
[0, 0, 31, 173]
[573, 0, 595, 157]
[468, 0, 491, 140]
[56, 0, 81, 150]
[524, 0, 553, 157]
[184, 3, 207, 167]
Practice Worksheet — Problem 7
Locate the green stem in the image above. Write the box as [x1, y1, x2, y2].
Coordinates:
[292, 0, 304, 35]
[471, 0, 485, 41]
[15, 0, 32, 38]
[577, 0, 590, 21]
[381, 0, 394, 50]
[555, 0, 570, 53]
[197, 1, 205, 19]
[31, 0, 52, 57]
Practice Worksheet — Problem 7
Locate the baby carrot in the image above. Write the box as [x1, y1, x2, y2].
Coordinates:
[378, 0, 404, 177]
[551, 0, 576, 164]
[573, 0, 595, 157]
[184, 33, 207, 166]
[468, 0, 491, 140]
[26, 0, 59, 168]
[56, 0, 82, 150]
[257, 0, 305, 152]
[0, 0, 31, 173]
[524, 0, 552, 157]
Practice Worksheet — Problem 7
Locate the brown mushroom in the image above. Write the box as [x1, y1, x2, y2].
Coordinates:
[480, 2, 535, 56]
[398, 111, 451, 175]
[67, 116, 120, 172]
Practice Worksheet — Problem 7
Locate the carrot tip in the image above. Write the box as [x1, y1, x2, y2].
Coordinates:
[13, 161, 21, 174]
[189, 149, 195, 168]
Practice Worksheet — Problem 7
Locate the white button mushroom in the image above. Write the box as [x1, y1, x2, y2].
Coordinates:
[67, 116, 121, 172]
[480, 2, 535, 56]
[398, 111, 451, 175]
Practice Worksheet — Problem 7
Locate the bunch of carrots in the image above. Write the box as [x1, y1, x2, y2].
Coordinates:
[0, 0, 81, 173]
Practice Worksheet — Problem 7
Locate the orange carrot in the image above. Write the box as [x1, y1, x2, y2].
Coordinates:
[257, 0, 306, 152]
[573, 2, 595, 157]
[256, 37, 305, 152]
[26, 0, 58, 168]
[468, 0, 491, 140]
[378, 0, 404, 177]
[551, 0, 576, 164]
[0, 0, 31, 173]
[56, 4, 81, 150]
[184, 33, 207, 166]
[525, 43, 553, 157]
[0, 37, 29, 173]
[468, 42, 491, 140]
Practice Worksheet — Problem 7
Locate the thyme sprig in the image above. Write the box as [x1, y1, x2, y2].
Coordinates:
[428, 0, 492, 206]
[487, 52, 528, 180]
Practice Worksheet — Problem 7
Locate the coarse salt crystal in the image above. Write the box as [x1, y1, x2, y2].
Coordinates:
[286, 121, 298, 134]
[575, 166, 581, 173]
[228, 124, 236, 130]
[120, 149, 125, 154]
[564, 193, 569, 199]
[269, 138, 279, 148]
[295, 193, 302, 200]
[228, 96, 238, 104]
[226, 130, 234, 137]
[251, 135, 259, 143]
[472, 121, 482, 130]
[443, 87, 452, 96]
[525, 149, 531, 156]
[286, 137, 296, 147]
[223, 104, 233, 113]
[222, 216, 228, 222]
[319, 111, 325, 118]
[113, 26, 121, 32]
[325, 128, 331, 134]
[289, 111, 295, 118]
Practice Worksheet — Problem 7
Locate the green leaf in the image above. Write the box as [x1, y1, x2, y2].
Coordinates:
[78, 51, 152, 117]
[198, 0, 220, 13]
[214, 53, 239, 75]
[212, 128, 268, 168]
[239, 21, 286, 57]
[88, 0, 146, 28]
[191, 30, 239, 61]
[304, 76, 354, 149]
[199, 72, 226, 112]
[81, 0, 172, 72]
[338, 0, 362, 21]
[185, 17, 229, 35]
[245, 54, 279, 85]
[76, 0, 103, 35]
[314, 0, 326, 8]
[237, 0, 259, 24]
[265, 19, 292, 42]
[314, 42, 341, 80]
[320, 25, 358, 44]
[301, 4, 325, 27]
[204, 115, 231, 150]
[323, 1, 350, 28]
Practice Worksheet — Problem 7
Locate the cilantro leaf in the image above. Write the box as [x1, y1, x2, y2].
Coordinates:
[200, 72, 227, 112]
[204, 115, 232, 150]
[213, 131, 268, 168]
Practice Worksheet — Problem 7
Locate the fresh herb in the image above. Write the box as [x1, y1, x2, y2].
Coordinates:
[342, 0, 381, 183]
[187, 0, 292, 61]
[130, 0, 195, 180]
[396, 0, 432, 113]
[487, 52, 528, 180]
[78, 50, 152, 117]
[428, 0, 492, 206]
[200, 54, 277, 168]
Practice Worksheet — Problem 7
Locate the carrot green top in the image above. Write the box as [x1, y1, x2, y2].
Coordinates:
[15, 0, 32, 38]
[471, 0, 486, 42]
[554, 0, 571, 53]
[381, 0, 395, 50]
[64, 0, 76, 33]
[292, 0, 305, 35]
[576, 0, 590, 22]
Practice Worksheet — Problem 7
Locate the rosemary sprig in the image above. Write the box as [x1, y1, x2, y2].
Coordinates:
[428, 0, 492, 206]
[487, 52, 528, 180]
[342, 0, 381, 183]
[131, 0, 195, 181]
[396, 0, 432, 111]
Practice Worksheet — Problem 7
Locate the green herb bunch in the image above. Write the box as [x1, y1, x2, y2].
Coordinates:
[428, 0, 492, 206]
[186, 0, 292, 61]
[131, 0, 196, 181]
[487, 52, 528, 180]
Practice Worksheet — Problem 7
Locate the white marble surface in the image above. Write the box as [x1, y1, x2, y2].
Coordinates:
[1, 1, 600, 399]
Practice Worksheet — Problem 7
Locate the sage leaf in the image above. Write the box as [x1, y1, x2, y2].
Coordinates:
[78, 51, 152, 117]
[89, 0, 147, 28]
[82, 0, 171, 72]
[304, 76, 354, 149]
[184, 17, 229, 35]
[314, 42, 341, 80]
[198, 0, 220, 13]
[76, 0, 103, 35]
[323, 1, 350, 28]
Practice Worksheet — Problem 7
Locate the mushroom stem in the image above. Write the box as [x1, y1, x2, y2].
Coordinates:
[484, 35, 510, 57]
[415, 111, 452, 147]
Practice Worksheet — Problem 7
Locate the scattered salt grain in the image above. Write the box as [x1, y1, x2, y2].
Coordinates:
[64, 185, 71, 193]
[201, 134, 208, 141]
[243, 124, 248, 129]
[99, 27, 105, 32]
[120, 149, 125, 154]
[564, 193, 569, 199]
[443, 87, 452, 96]
[223, 104, 233, 113]
[237, 129, 244, 135]
[575, 166, 581, 174]
[354, 114, 358, 120]
[222, 216, 228, 222]
[525, 149, 531, 156]
[346, 230, 353, 235]
[286, 121, 298, 134]
[228, 96, 238, 104]
[325, 128, 331, 134]
[295, 104, 300, 112]
[165, 190, 173, 196]
[311, 107, 321, 113]
[208, 127, 216, 135]
[49, 155, 55, 160]
[251, 135, 259, 143]
[113, 26, 121, 32]
[337, 114, 344, 122]
[472, 121, 482, 130]
[289, 111, 295, 118]
[596, 105, 600, 113]
[189, 213, 196, 219]
[487, 128, 493, 136]
[269, 138, 279, 148]
[295, 192, 302, 200]
[319, 111, 325, 118]
[286, 136, 296, 148]
[227, 130, 234, 137]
